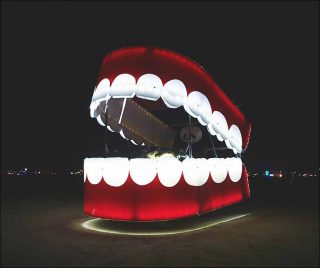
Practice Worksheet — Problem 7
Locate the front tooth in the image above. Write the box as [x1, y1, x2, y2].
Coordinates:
[228, 158, 242, 182]
[93, 78, 110, 102]
[228, 124, 243, 153]
[136, 74, 163, 101]
[102, 158, 129, 187]
[130, 158, 157, 185]
[158, 157, 182, 187]
[208, 158, 228, 183]
[86, 158, 103, 184]
[184, 91, 212, 126]
[210, 111, 229, 140]
[182, 158, 209, 186]
[110, 74, 136, 98]
[161, 79, 187, 108]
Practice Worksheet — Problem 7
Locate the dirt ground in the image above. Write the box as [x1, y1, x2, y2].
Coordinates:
[1, 175, 319, 267]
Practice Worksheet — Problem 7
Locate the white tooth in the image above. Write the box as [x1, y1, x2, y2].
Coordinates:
[110, 74, 136, 98]
[90, 101, 98, 118]
[209, 111, 229, 140]
[233, 148, 238, 154]
[131, 140, 138, 145]
[86, 158, 103, 184]
[158, 157, 182, 187]
[228, 124, 243, 153]
[119, 129, 129, 140]
[217, 134, 224, 142]
[207, 124, 217, 136]
[228, 158, 243, 182]
[130, 158, 157, 185]
[93, 78, 110, 101]
[102, 158, 129, 187]
[107, 125, 115, 132]
[136, 74, 163, 101]
[96, 113, 105, 126]
[208, 158, 228, 183]
[161, 79, 187, 108]
[225, 139, 233, 149]
[83, 158, 87, 182]
[182, 158, 209, 186]
[184, 91, 212, 126]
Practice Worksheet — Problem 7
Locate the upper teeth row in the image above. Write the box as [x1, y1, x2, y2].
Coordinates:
[84, 157, 243, 187]
[90, 73, 243, 154]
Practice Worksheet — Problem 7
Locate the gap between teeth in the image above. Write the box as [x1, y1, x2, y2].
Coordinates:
[90, 73, 243, 154]
[84, 157, 243, 187]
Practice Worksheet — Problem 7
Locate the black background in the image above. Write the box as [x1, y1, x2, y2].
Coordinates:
[1, 1, 319, 172]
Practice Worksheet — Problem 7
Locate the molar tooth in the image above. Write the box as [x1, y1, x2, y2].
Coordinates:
[102, 158, 129, 187]
[209, 111, 229, 140]
[110, 74, 136, 98]
[184, 91, 212, 126]
[228, 157, 242, 182]
[228, 124, 243, 153]
[130, 158, 157, 185]
[161, 79, 187, 108]
[182, 158, 209, 186]
[86, 158, 104, 184]
[208, 158, 228, 183]
[158, 157, 182, 187]
[136, 74, 163, 101]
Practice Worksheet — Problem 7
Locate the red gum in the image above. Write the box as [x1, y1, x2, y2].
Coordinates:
[84, 165, 250, 221]
[96, 46, 251, 150]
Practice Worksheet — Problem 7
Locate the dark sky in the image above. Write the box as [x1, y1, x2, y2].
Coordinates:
[1, 1, 319, 172]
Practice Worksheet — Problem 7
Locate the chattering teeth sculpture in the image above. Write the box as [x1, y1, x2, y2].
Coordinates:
[84, 46, 252, 221]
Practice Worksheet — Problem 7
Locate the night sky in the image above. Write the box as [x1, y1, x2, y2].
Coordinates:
[1, 1, 319, 172]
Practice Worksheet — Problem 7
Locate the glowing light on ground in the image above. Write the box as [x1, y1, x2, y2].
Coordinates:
[81, 213, 251, 236]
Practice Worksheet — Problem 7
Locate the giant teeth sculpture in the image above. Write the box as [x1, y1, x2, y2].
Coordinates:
[84, 46, 252, 221]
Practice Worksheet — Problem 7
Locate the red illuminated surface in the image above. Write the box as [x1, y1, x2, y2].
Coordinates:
[84, 166, 250, 221]
[85, 46, 252, 221]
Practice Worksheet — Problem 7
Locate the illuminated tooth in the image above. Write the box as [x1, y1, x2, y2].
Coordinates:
[107, 125, 115, 132]
[83, 158, 87, 182]
[184, 91, 212, 126]
[131, 140, 138, 145]
[182, 158, 209, 186]
[136, 74, 163, 101]
[158, 157, 182, 187]
[228, 158, 242, 182]
[119, 129, 129, 140]
[225, 139, 233, 149]
[207, 124, 217, 136]
[209, 158, 228, 183]
[130, 158, 157, 185]
[96, 113, 105, 126]
[102, 158, 129, 187]
[209, 111, 229, 140]
[90, 101, 98, 118]
[161, 79, 187, 108]
[228, 124, 243, 153]
[86, 158, 103, 184]
[93, 78, 110, 102]
[110, 74, 136, 98]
